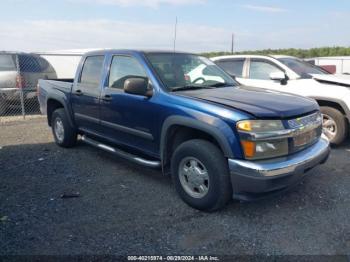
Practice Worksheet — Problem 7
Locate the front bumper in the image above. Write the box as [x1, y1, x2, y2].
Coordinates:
[228, 136, 330, 201]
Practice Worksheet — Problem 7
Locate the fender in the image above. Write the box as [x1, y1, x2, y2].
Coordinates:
[160, 115, 236, 169]
[311, 96, 350, 121]
[46, 90, 76, 129]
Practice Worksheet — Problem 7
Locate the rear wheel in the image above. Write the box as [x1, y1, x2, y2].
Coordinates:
[51, 108, 77, 148]
[171, 139, 232, 211]
[320, 106, 348, 146]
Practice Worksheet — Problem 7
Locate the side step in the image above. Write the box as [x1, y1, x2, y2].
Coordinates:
[81, 135, 161, 168]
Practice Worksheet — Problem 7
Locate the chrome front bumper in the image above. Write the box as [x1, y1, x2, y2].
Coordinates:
[228, 136, 330, 200]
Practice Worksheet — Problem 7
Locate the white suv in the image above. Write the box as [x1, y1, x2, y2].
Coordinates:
[212, 55, 350, 145]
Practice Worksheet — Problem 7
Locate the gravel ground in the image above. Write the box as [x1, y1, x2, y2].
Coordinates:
[0, 118, 349, 257]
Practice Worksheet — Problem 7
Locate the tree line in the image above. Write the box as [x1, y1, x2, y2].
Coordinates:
[201, 46, 350, 58]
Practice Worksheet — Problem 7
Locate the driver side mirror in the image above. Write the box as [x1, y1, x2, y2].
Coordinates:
[269, 72, 288, 85]
[124, 77, 152, 97]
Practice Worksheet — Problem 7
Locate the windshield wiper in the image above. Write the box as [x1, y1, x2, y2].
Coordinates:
[171, 82, 233, 92]
[207, 82, 232, 88]
[171, 85, 214, 92]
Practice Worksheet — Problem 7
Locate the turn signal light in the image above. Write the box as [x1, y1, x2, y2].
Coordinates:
[237, 121, 252, 131]
[240, 140, 256, 158]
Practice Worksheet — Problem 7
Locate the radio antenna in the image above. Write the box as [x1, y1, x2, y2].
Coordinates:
[173, 16, 178, 52]
[231, 33, 234, 54]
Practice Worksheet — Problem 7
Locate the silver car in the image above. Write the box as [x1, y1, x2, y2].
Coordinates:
[0, 52, 57, 115]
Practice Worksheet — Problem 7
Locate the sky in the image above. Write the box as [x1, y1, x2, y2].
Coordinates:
[0, 0, 349, 53]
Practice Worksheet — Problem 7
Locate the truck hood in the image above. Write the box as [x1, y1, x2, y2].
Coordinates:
[311, 74, 350, 87]
[177, 86, 318, 119]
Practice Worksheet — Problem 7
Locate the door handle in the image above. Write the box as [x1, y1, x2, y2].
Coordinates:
[102, 95, 112, 101]
[74, 90, 83, 96]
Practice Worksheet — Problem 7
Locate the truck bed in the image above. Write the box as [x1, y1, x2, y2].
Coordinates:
[42, 79, 74, 89]
[37, 79, 74, 115]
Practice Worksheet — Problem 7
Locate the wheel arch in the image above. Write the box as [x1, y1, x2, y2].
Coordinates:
[312, 97, 350, 122]
[160, 116, 234, 175]
[46, 96, 75, 128]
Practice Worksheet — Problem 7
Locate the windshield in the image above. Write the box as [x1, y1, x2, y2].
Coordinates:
[278, 57, 329, 78]
[145, 53, 237, 91]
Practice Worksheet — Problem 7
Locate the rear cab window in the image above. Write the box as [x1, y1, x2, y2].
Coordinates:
[0, 54, 16, 71]
[37, 56, 56, 74]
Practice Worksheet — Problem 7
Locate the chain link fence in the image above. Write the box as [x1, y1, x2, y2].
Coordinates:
[0, 52, 58, 121]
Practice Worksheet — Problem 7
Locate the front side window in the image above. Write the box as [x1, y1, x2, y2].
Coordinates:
[249, 60, 283, 80]
[145, 53, 237, 91]
[109, 56, 147, 89]
[0, 54, 16, 71]
[80, 56, 104, 85]
[278, 57, 328, 78]
[215, 59, 245, 77]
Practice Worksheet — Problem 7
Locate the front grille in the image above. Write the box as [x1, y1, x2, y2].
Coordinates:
[287, 112, 323, 153]
[287, 112, 322, 129]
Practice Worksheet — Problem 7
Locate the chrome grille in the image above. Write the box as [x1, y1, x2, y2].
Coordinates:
[287, 112, 322, 130]
[287, 112, 323, 152]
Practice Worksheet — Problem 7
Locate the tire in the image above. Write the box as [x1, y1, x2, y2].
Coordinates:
[171, 139, 232, 211]
[51, 108, 77, 148]
[320, 106, 348, 146]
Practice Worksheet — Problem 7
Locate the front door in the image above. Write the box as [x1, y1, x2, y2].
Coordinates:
[99, 55, 159, 157]
[239, 58, 287, 91]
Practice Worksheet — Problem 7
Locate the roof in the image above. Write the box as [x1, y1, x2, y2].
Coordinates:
[270, 55, 296, 59]
[211, 54, 297, 61]
[0, 51, 29, 55]
[83, 49, 194, 56]
[36, 49, 103, 56]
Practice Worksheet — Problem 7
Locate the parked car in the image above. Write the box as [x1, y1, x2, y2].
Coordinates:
[305, 56, 350, 75]
[304, 59, 337, 74]
[212, 55, 350, 145]
[0, 52, 57, 115]
[38, 50, 330, 211]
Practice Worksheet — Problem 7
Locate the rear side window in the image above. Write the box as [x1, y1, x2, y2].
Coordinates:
[216, 59, 244, 77]
[37, 56, 56, 74]
[0, 54, 16, 71]
[108, 56, 147, 89]
[80, 56, 104, 85]
[18, 55, 42, 72]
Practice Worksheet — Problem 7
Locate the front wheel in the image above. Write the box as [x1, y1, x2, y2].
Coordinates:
[51, 108, 77, 148]
[171, 139, 232, 211]
[320, 106, 348, 146]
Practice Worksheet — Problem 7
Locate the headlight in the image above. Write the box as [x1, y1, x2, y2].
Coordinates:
[237, 120, 289, 160]
[237, 120, 284, 132]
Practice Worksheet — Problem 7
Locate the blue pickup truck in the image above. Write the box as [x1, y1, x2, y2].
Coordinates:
[38, 50, 330, 211]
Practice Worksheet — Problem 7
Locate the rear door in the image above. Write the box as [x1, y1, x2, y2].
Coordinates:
[214, 58, 246, 83]
[71, 55, 105, 132]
